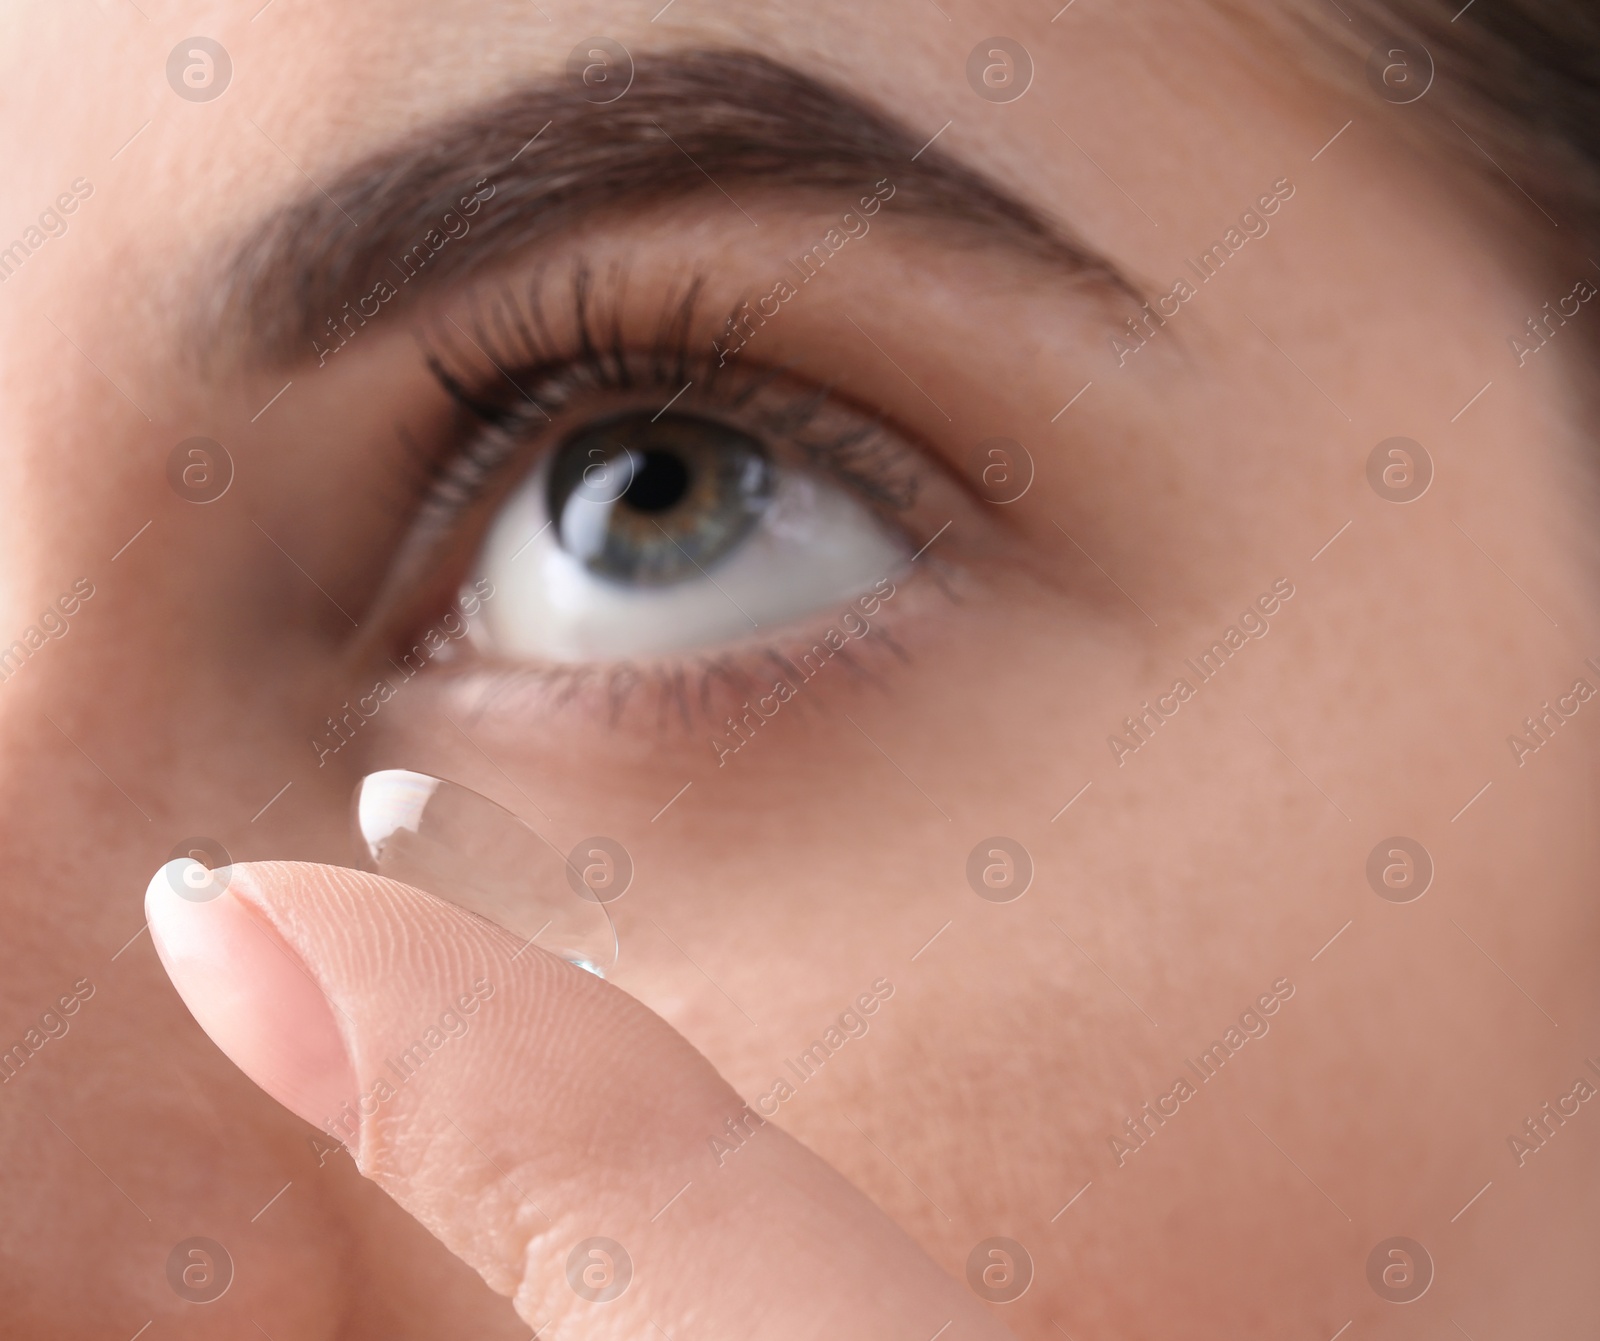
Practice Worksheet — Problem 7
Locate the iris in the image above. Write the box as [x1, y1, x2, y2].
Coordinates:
[545, 410, 774, 586]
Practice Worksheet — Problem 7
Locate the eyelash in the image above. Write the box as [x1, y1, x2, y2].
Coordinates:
[459, 613, 918, 736]
[417, 264, 921, 523]
[398, 263, 947, 732]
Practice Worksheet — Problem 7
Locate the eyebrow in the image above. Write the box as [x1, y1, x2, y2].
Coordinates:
[215, 47, 1133, 366]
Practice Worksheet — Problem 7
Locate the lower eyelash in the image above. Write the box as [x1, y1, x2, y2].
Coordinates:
[454, 606, 920, 739]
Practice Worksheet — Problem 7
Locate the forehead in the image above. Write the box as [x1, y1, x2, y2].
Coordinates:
[0, 0, 1299, 253]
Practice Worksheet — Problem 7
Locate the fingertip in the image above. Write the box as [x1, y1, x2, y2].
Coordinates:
[145, 858, 357, 1137]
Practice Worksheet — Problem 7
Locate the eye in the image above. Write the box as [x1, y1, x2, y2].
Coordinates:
[405, 272, 960, 673]
[469, 396, 911, 663]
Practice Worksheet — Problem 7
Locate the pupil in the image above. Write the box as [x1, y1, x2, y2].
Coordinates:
[622, 449, 691, 513]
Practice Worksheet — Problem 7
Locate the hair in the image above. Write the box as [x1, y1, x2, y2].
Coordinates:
[1317, 2, 1600, 230]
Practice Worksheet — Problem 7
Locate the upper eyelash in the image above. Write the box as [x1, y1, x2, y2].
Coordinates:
[414, 262, 923, 521]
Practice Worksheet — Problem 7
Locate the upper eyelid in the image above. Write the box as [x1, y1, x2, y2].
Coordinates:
[351, 253, 994, 667]
[423, 333, 928, 524]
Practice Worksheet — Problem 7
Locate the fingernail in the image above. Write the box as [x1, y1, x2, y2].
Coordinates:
[145, 859, 357, 1135]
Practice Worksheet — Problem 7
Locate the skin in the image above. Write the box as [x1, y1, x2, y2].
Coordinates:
[1, 1, 1597, 1337]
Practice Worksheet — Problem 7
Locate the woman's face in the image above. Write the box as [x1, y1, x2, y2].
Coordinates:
[4, 1, 1596, 1335]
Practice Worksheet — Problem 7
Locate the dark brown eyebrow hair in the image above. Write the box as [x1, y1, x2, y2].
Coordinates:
[214, 47, 1133, 366]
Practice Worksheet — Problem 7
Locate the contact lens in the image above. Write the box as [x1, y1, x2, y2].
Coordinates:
[352, 770, 617, 976]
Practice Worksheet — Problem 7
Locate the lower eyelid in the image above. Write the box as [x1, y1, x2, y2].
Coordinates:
[410, 564, 952, 740]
